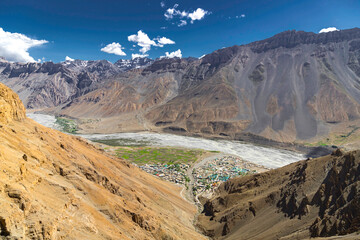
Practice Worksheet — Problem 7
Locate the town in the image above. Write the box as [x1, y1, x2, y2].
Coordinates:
[138, 163, 190, 185]
[191, 155, 268, 196]
[135, 155, 269, 197]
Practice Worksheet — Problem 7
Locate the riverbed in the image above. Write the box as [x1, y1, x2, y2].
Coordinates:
[27, 113, 305, 169]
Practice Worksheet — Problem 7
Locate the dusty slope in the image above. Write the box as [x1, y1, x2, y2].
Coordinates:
[58, 67, 179, 118]
[197, 149, 360, 239]
[0, 82, 205, 239]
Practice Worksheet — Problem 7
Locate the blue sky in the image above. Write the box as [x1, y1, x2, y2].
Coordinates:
[0, 0, 359, 63]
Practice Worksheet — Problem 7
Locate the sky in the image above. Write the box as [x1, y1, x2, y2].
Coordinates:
[0, 0, 359, 63]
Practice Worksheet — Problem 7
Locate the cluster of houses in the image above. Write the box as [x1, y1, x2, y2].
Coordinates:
[137, 163, 190, 184]
[134, 155, 268, 198]
[191, 155, 262, 195]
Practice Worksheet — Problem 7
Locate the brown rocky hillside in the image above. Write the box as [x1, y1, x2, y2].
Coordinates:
[0, 82, 205, 239]
[197, 149, 360, 239]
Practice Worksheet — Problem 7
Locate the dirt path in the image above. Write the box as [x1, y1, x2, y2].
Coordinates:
[183, 153, 226, 209]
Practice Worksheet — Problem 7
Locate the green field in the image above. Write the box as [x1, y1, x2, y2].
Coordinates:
[305, 125, 360, 148]
[55, 117, 78, 133]
[93, 138, 150, 147]
[115, 147, 204, 165]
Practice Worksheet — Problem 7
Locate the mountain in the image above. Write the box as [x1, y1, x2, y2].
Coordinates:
[58, 57, 191, 118]
[0, 82, 205, 239]
[0, 58, 152, 109]
[1, 28, 360, 144]
[197, 149, 360, 239]
[56, 28, 360, 143]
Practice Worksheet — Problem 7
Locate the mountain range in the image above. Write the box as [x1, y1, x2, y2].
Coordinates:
[1, 28, 360, 146]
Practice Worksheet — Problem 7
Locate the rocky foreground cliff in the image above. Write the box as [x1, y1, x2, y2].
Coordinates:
[0, 82, 205, 239]
[197, 149, 360, 239]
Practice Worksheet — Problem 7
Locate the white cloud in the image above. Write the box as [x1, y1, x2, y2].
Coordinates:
[101, 42, 126, 56]
[319, 27, 339, 33]
[157, 37, 175, 47]
[65, 56, 74, 61]
[128, 30, 157, 54]
[188, 8, 208, 23]
[161, 49, 182, 58]
[164, 6, 176, 19]
[0, 27, 48, 63]
[236, 14, 246, 18]
[178, 20, 187, 27]
[160, 26, 168, 30]
[160, 1, 165, 8]
[164, 4, 210, 26]
[128, 30, 175, 58]
[132, 53, 149, 59]
[199, 54, 206, 59]
[36, 57, 46, 63]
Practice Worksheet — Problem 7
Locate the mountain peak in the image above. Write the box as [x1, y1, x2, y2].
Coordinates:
[250, 28, 360, 52]
[114, 57, 153, 71]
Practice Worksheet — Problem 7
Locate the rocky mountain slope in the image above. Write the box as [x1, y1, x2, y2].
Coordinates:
[0, 82, 205, 239]
[197, 149, 360, 239]
[0, 58, 151, 109]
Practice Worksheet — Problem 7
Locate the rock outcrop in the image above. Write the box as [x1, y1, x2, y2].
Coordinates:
[0, 83, 25, 123]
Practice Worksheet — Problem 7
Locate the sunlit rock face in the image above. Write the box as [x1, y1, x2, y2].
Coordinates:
[0, 82, 25, 123]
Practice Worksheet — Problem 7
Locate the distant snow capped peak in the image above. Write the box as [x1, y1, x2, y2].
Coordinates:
[319, 27, 339, 33]
[65, 56, 75, 62]
[0, 56, 8, 63]
[114, 57, 153, 71]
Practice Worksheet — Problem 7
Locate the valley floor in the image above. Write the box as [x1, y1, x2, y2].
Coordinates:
[92, 142, 269, 208]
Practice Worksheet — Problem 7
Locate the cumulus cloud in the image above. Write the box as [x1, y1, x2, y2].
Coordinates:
[0, 27, 48, 63]
[132, 53, 149, 59]
[188, 8, 208, 23]
[65, 56, 74, 61]
[128, 30, 175, 57]
[156, 37, 175, 47]
[164, 4, 210, 26]
[319, 27, 339, 33]
[160, 1, 165, 8]
[128, 30, 157, 54]
[101, 42, 126, 56]
[161, 49, 182, 58]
